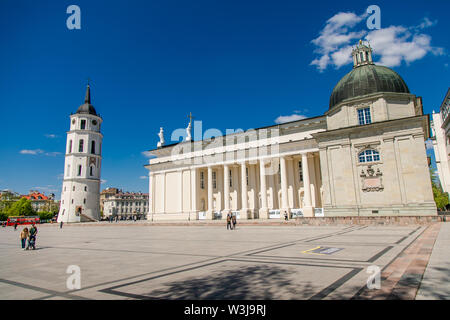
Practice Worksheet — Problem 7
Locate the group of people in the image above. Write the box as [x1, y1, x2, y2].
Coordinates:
[19, 224, 38, 250]
[226, 213, 237, 230]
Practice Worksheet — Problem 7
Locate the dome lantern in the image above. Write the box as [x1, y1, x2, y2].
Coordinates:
[352, 40, 374, 68]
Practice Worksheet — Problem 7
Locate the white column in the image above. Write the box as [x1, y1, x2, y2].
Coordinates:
[259, 159, 268, 219]
[280, 156, 290, 218]
[179, 170, 183, 213]
[240, 162, 248, 219]
[162, 173, 166, 214]
[302, 153, 314, 217]
[207, 166, 213, 219]
[223, 164, 230, 214]
[191, 168, 197, 219]
[148, 173, 154, 219]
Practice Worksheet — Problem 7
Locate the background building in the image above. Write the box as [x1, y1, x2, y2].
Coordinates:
[100, 187, 120, 216]
[431, 88, 450, 194]
[21, 190, 59, 213]
[102, 190, 148, 219]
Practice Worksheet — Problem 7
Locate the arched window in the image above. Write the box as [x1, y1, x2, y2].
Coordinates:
[358, 149, 380, 163]
[90, 166, 94, 176]
[77, 165, 82, 176]
[91, 141, 95, 154]
[68, 140, 72, 153]
[79, 139, 84, 152]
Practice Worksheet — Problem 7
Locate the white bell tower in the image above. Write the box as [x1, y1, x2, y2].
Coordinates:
[57, 84, 103, 223]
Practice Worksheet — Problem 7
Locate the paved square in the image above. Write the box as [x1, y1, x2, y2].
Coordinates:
[0, 223, 430, 299]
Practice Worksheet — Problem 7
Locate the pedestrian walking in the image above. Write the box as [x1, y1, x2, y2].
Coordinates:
[14, 222, 18, 231]
[20, 228, 29, 250]
[284, 212, 288, 221]
[232, 214, 237, 230]
[226, 213, 232, 230]
[27, 224, 38, 250]
[60, 221, 63, 229]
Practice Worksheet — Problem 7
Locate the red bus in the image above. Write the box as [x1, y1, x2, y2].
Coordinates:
[6, 216, 40, 226]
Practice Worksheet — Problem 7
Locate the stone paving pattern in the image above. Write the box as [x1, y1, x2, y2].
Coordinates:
[0, 221, 447, 300]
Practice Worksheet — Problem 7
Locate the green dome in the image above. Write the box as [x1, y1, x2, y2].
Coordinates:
[329, 64, 410, 109]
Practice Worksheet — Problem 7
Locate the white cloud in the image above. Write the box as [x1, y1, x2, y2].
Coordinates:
[142, 151, 156, 159]
[311, 11, 444, 71]
[19, 149, 61, 156]
[139, 176, 148, 180]
[275, 114, 307, 124]
[20, 149, 44, 155]
[32, 186, 58, 193]
[44, 152, 62, 157]
[101, 179, 107, 184]
[44, 134, 57, 138]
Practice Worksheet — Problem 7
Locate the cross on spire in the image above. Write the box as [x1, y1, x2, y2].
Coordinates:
[188, 112, 194, 125]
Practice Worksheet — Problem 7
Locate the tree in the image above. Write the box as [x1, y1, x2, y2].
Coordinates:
[7, 198, 35, 216]
[430, 167, 449, 210]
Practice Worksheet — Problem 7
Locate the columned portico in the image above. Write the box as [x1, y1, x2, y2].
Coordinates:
[280, 156, 290, 218]
[190, 168, 197, 219]
[206, 166, 213, 219]
[302, 153, 314, 217]
[259, 159, 269, 219]
[240, 162, 249, 219]
[223, 164, 231, 214]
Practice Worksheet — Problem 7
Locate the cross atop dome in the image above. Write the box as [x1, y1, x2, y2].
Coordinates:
[352, 40, 374, 68]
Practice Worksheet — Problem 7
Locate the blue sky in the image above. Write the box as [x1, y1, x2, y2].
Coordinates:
[0, 0, 449, 199]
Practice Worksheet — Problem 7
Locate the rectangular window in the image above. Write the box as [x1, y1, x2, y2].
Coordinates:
[358, 107, 372, 125]
[278, 164, 281, 184]
[246, 167, 249, 186]
[68, 140, 72, 153]
[80, 120, 86, 130]
[298, 161, 303, 182]
[200, 171, 205, 189]
[79, 139, 84, 152]
[212, 171, 217, 189]
[229, 170, 232, 187]
[77, 165, 82, 176]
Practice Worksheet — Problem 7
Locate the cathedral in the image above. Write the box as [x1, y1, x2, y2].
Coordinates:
[145, 40, 436, 221]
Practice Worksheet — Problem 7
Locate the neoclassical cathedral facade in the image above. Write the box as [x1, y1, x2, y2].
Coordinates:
[145, 41, 436, 221]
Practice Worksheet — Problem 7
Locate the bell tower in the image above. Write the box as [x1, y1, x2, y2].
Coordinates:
[57, 84, 103, 223]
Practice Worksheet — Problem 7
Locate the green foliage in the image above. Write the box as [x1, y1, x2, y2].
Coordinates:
[38, 211, 55, 220]
[7, 198, 35, 216]
[0, 212, 7, 221]
[430, 167, 449, 210]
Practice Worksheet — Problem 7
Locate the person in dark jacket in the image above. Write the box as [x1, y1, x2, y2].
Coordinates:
[226, 213, 232, 230]
[232, 214, 237, 230]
